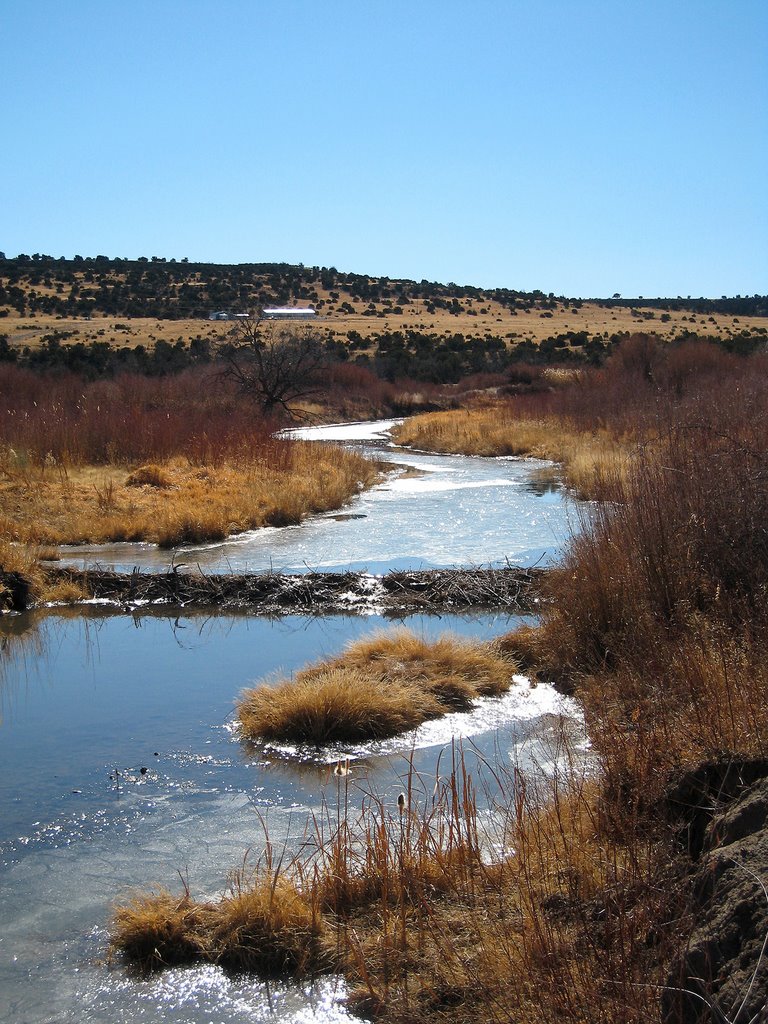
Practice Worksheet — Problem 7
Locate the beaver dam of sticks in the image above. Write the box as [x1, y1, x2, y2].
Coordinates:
[36, 564, 544, 615]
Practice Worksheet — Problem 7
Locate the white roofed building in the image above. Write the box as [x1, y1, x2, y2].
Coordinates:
[262, 306, 316, 320]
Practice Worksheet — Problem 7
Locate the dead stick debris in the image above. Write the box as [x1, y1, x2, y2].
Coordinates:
[39, 565, 545, 614]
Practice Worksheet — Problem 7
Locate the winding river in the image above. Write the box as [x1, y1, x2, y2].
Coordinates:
[0, 421, 586, 1024]
[56, 420, 573, 575]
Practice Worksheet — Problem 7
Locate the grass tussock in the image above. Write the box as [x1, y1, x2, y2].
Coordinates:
[112, 866, 330, 976]
[125, 463, 173, 488]
[111, 890, 209, 971]
[237, 629, 518, 745]
[41, 577, 90, 605]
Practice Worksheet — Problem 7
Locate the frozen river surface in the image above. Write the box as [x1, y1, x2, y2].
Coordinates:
[58, 419, 575, 574]
[0, 421, 587, 1023]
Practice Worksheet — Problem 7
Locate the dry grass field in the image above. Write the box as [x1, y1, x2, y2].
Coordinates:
[0, 361, 380, 604]
[0, 445, 378, 550]
[3, 299, 763, 356]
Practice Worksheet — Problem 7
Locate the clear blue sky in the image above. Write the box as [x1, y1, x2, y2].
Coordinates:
[3, 0, 766, 298]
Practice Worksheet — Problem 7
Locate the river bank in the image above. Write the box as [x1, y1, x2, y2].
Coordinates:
[109, 349, 767, 1023]
[372, 343, 768, 1022]
[4, 339, 768, 1023]
[0, 418, 581, 1024]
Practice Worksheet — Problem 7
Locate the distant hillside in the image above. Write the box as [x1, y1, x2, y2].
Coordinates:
[2, 254, 766, 320]
[1, 255, 766, 383]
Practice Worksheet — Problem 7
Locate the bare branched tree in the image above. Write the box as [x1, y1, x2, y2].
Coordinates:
[216, 314, 329, 420]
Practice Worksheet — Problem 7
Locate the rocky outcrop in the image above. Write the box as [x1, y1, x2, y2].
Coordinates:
[663, 758, 768, 859]
[663, 768, 768, 1024]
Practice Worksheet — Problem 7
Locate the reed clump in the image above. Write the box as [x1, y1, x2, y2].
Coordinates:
[113, 746, 672, 1023]
[333, 779, 671, 1023]
[237, 630, 517, 745]
[479, 351, 768, 1019]
[112, 869, 331, 976]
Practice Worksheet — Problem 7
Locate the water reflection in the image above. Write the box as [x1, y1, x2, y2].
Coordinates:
[523, 466, 565, 497]
[0, 606, 586, 1023]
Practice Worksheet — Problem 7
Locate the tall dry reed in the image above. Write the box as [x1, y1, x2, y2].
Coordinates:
[113, 740, 677, 1023]
[0, 364, 380, 548]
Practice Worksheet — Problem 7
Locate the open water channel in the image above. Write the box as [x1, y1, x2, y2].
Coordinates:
[0, 421, 587, 1023]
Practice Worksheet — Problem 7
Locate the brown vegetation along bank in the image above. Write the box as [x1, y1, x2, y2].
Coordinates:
[113, 867, 332, 977]
[494, 341, 768, 1022]
[0, 443, 376, 549]
[394, 404, 629, 501]
[111, 746, 674, 1023]
[111, 335, 768, 1023]
[394, 334, 768, 500]
[0, 364, 379, 557]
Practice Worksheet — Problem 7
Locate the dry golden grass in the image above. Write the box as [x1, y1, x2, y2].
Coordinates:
[0, 538, 47, 606]
[0, 537, 44, 579]
[334, 629, 513, 698]
[0, 537, 94, 606]
[112, 747, 671, 1023]
[208, 870, 328, 975]
[112, 869, 330, 976]
[0, 442, 378, 548]
[393, 407, 631, 500]
[239, 667, 438, 745]
[317, 300, 762, 348]
[5, 299, 763, 356]
[237, 629, 517, 744]
[536, 613, 768, 821]
[124, 463, 173, 488]
[112, 890, 208, 971]
[41, 577, 90, 604]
